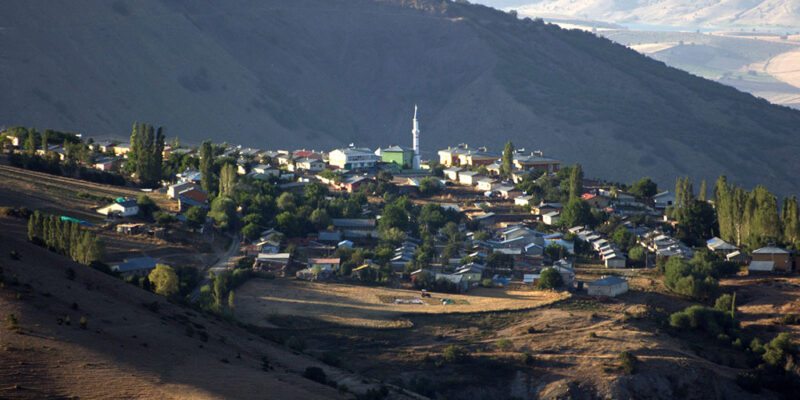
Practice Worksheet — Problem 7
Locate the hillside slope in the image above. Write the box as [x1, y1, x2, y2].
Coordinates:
[0, 217, 407, 399]
[497, 0, 800, 29]
[2, 0, 800, 194]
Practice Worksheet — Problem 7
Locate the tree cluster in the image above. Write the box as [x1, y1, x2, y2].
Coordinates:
[27, 212, 104, 265]
[715, 176, 798, 249]
[127, 122, 165, 187]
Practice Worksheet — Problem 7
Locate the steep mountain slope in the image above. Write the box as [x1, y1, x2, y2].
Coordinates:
[2, 0, 800, 194]
[0, 216, 407, 399]
[492, 0, 800, 29]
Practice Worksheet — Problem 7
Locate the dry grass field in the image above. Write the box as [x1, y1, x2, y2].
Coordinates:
[721, 275, 800, 336]
[235, 279, 568, 328]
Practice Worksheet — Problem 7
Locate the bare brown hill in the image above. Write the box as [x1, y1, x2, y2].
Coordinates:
[0, 217, 409, 399]
[3, 0, 800, 194]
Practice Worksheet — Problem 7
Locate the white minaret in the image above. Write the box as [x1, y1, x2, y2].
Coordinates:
[412, 105, 421, 169]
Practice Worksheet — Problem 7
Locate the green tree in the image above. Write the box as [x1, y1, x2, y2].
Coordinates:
[628, 246, 647, 266]
[569, 163, 583, 199]
[218, 163, 237, 197]
[137, 194, 159, 219]
[310, 208, 331, 230]
[209, 195, 238, 230]
[630, 177, 657, 198]
[699, 179, 707, 202]
[537, 268, 563, 289]
[128, 123, 165, 187]
[501, 141, 514, 177]
[24, 128, 37, 156]
[241, 222, 260, 241]
[185, 206, 207, 229]
[419, 177, 442, 197]
[199, 140, 216, 194]
[560, 197, 593, 227]
[148, 264, 179, 297]
[276, 192, 297, 213]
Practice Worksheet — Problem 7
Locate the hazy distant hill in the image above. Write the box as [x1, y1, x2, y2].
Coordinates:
[490, 0, 800, 28]
[492, 0, 800, 29]
[3, 0, 800, 194]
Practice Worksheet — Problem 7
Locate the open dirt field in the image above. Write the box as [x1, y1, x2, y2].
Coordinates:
[721, 275, 800, 336]
[765, 48, 800, 91]
[235, 279, 568, 328]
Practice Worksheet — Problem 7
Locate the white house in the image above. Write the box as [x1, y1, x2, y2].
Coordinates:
[542, 211, 560, 226]
[476, 177, 498, 191]
[167, 181, 198, 199]
[458, 171, 480, 186]
[97, 200, 139, 217]
[586, 276, 629, 297]
[653, 191, 676, 209]
[443, 167, 462, 181]
[515, 195, 533, 207]
[328, 147, 378, 170]
[604, 253, 627, 268]
[292, 158, 326, 172]
[252, 164, 280, 176]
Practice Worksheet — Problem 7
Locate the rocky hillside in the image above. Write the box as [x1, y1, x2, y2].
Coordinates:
[494, 0, 800, 29]
[2, 0, 800, 194]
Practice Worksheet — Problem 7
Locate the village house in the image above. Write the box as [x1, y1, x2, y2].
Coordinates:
[339, 175, 370, 193]
[495, 185, 521, 199]
[458, 170, 480, 186]
[476, 177, 499, 191]
[307, 258, 341, 272]
[332, 218, 377, 238]
[94, 157, 118, 172]
[749, 244, 794, 274]
[90, 140, 115, 153]
[437, 144, 470, 167]
[581, 193, 610, 209]
[443, 167, 462, 181]
[113, 142, 131, 156]
[97, 199, 139, 217]
[706, 237, 739, 255]
[253, 253, 292, 275]
[542, 211, 560, 226]
[380, 145, 414, 169]
[486, 162, 502, 176]
[514, 195, 533, 207]
[459, 149, 500, 167]
[178, 188, 209, 211]
[110, 257, 162, 276]
[291, 158, 326, 172]
[292, 150, 324, 160]
[328, 147, 378, 170]
[531, 202, 562, 216]
[586, 276, 629, 297]
[252, 164, 280, 176]
[653, 191, 676, 210]
[167, 181, 198, 198]
[513, 151, 561, 172]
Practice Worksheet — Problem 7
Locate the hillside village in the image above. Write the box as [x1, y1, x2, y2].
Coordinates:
[4, 118, 792, 291]
[2, 117, 800, 398]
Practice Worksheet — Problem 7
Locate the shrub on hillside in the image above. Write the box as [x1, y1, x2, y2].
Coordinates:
[302, 367, 327, 384]
[617, 351, 637, 374]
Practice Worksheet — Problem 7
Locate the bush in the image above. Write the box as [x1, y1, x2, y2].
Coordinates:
[6, 313, 19, 330]
[79, 316, 87, 329]
[496, 339, 514, 351]
[285, 336, 304, 351]
[762, 332, 793, 366]
[302, 366, 327, 384]
[520, 352, 535, 365]
[536, 268, 563, 289]
[443, 345, 468, 363]
[617, 351, 637, 374]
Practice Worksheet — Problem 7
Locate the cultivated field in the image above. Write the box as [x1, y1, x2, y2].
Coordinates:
[235, 279, 568, 328]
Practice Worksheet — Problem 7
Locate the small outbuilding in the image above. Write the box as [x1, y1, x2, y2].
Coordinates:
[586, 276, 629, 297]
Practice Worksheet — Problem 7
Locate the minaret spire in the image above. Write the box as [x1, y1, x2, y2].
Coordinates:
[412, 104, 420, 170]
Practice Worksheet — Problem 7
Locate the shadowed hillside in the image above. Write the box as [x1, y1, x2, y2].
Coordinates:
[2, 0, 800, 194]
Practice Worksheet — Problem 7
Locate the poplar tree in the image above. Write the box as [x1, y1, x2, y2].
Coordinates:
[219, 163, 236, 197]
[501, 141, 514, 177]
[699, 180, 707, 202]
[569, 163, 583, 200]
[200, 140, 216, 194]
